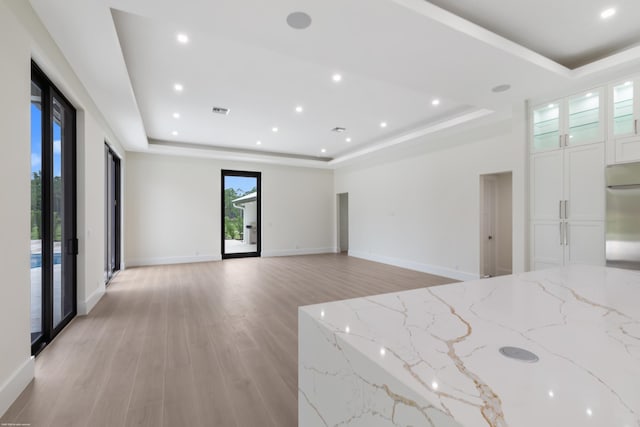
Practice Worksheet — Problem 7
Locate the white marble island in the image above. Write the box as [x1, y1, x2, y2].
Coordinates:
[299, 265, 640, 427]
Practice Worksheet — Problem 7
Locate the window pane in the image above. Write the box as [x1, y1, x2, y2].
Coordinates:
[30, 82, 43, 343]
[52, 98, 64, 328]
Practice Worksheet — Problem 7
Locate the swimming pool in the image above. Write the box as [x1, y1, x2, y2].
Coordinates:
[30, 253, 62, 268]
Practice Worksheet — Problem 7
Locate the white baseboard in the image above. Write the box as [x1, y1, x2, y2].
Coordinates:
[0, 357, 34, 418]
[126, 254, 222, 267]
[262, 247, 334, 257]
[77, 285, 105, 316]
[348, 250, 479, 282]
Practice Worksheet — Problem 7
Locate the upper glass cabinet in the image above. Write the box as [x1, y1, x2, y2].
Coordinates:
[611, 80, 639, 140]
[532, 102, 561, 152]
[567, 90, 602, 146]
[531, 88, 604, 152]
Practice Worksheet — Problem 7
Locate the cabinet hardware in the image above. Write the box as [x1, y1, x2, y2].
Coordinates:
[564, 223, 568, 246]
[635, 119, 638, 135]
[565, 134, 569, 147]
[559, 222, 564, 246]
[564, 200, 568, 219]
[559, 135, 563, 148]
[559, 200, 562, 219]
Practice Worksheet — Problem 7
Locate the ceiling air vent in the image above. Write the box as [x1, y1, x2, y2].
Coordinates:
[212, 106, 230, 115]
[331, 127, 346, 133]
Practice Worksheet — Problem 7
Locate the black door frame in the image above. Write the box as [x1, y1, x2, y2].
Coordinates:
[31, 61, 77, 356]
[221, 170, 261, 259]
[105, 143, 121, 284]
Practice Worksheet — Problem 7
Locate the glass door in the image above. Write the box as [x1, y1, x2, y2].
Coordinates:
[566, 88, 603, 146]
[532, 101, 562, 152]
[31, 62, 77, 355]
[221, 170, 261, 259]
[104, 144, 121, 283]
[611, 80, 637, 139]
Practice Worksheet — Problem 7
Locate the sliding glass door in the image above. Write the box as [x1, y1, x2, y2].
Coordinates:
[221, 170, 261, 259]
[104, 144, 121, 283]
[31, 62, 77, 355]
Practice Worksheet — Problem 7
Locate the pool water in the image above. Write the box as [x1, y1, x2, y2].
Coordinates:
[30, 253, 62, 268]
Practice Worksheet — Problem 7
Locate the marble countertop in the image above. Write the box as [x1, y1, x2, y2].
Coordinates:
[299, 265, 640, 427]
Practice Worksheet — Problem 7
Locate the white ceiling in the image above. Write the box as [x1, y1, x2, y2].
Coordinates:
[428, 0, 640, 69]
[28, 0, 640, 167]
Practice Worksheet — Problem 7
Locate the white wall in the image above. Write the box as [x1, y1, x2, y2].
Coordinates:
[0, 0, 126, 416]
[0, 1, 33, 417]
[335, 113, 527, 281]
[125, 152, 334, 265]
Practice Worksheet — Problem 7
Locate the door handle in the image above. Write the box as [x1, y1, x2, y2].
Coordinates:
[564, 200, 568, 219]
[564, 223, 568, 246]
[559, 222, 564, 246]
[564, 134, 569, 147]
[635, 119, 638, 135]
[559, 135, 563, 148]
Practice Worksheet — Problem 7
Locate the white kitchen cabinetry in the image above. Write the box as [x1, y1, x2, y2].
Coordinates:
[530, 144, 605, 270]
[531, 88, 605, 153]
[610, 79, 640, 163]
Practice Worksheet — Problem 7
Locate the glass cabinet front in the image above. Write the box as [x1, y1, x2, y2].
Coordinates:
[532, 102, 561, 151]
[612, 81, 635, 137]
[567, 90, 601, 146]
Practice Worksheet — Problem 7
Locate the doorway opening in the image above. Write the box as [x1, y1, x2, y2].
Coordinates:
[480, 172, 512, 278]
[105, 143, 121, 284]
[221, 170, 261, 259]
[337, 193, 349, 253]
[30, 62, 77, 355]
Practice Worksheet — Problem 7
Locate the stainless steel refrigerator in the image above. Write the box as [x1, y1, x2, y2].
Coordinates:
[606, 162, 640, 270]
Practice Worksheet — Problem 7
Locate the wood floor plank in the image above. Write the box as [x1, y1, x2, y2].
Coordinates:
[0, 254, 454, 427]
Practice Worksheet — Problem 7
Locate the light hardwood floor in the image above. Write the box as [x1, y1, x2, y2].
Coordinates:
[1, 254, 454, 427]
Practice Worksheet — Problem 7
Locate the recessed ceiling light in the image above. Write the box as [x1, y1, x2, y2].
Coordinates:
[380, 121, 388, 128]
[272, 127, 279, 133]
[432, 99, 441, 106]
[586, 92, 593, 97]
[586, 408, 593, 417]
[492, 84, 511, 93]
[600, 8, 616, 19]
[171, 131, 178, 136]
[295, 106, 304, 113]
[379, 347, 386, 356]
[256, 140, 262, 145]
[172, 112, 180, 119]
[174, 83, 183, 92]
[176, 33, 189, 44]
[345, 137, 352, 143]
[286, 12, 312, 30]
[332, 73, 342, 83]
[321, 148, 327, 153]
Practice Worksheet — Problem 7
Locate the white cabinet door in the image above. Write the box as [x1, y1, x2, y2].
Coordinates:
[531, 151, 562, 221]
[565, 221, 605, 266]
[531, 221, 563, 270]
[563, 144, 605, 221]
